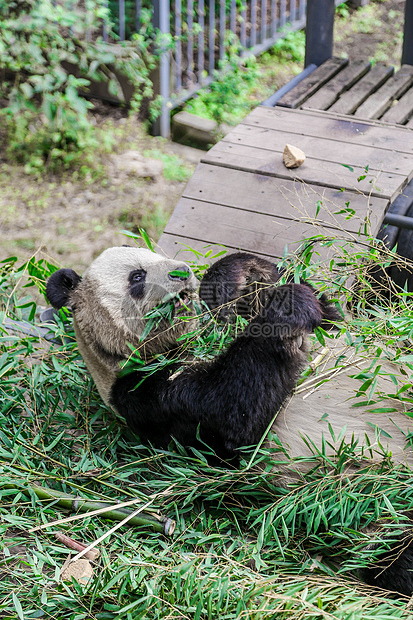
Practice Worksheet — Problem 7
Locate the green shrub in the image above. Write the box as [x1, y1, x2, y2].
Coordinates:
[186, 37, 260, 127]
[0, 0, 154, 174]
[270, 29, 306, 64]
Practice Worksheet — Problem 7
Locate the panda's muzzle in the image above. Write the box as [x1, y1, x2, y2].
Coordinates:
[172, 290, 195, 315]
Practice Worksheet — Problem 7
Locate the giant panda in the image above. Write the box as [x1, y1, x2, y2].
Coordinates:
[46, 245, 413, 595]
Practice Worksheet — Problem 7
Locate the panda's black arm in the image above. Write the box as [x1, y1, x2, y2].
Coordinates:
[111, 284, 326, 458]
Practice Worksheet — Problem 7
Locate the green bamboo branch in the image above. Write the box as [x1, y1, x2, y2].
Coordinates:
[7, 482, 175, 536]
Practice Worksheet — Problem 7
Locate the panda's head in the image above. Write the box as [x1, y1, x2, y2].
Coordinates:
[46, 247, 199, 399]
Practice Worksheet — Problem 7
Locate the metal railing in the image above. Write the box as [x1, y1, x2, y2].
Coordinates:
[108, 0, 308, 136]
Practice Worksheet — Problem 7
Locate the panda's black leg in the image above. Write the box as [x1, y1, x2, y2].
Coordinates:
[359, 533, 413, 597]
[111, 364, 180, 447]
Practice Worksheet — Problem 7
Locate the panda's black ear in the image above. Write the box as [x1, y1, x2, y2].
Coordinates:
[46, 269, 82, 309]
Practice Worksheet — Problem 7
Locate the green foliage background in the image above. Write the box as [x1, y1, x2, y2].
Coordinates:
[0, 0, 154, 174]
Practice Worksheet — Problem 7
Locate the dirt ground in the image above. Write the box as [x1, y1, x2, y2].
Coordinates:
[334, 0, 404, 66]
[0, 117, 201, 273]
[0, 0, 406, 273]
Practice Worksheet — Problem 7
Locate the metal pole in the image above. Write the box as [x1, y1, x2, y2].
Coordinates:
[136, 0, 142, 31]
[152, 0, 171, 138]
[209, 0, 215, 74]
[119, 0, 125, 40]
[198, 0, 205, 81]
[383, 213, 413, 231]
[304, 0, 334, 67]
[176, 0, 182, 92]
[103, 0, 109, 41]
[402, 0, 413, 66]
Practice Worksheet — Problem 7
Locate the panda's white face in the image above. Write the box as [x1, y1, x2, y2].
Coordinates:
[71, 247, 200, 371]
[85, 246, 198, 329]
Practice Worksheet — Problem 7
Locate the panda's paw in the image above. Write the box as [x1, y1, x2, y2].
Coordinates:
[288, 284, 341, 333]
[306, 286, 342, 330]
[263, 284, 325, 333]
[359, 534, 413, 597]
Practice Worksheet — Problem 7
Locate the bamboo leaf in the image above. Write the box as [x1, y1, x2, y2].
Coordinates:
[12, 593, 24, 620]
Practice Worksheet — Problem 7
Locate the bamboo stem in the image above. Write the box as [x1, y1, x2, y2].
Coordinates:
[16, 483, 176, 536]
[70, 498, 157, 562]
[31, 495, 161, 532]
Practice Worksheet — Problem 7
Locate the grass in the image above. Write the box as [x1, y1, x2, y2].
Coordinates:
[0, 117, 195, 270]
[348, 4, 383, 34]
[183, 30, 305, 127]
[2, 217, 413, 618]
[143, 149, 194, 182]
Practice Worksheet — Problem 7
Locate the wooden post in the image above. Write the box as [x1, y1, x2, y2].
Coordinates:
[402, 0, 413, 66]
[304, 0, 334, 68]
[152, 0, 171, 138]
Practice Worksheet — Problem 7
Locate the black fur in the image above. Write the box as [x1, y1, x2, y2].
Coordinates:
[128, 269, 146, 299]
[46, 269, 82, 309]
[110, 283, 329, 460]
[199, 252, 282, 320]
[200, 252, 341, 327]
[359, 534, 413, 596]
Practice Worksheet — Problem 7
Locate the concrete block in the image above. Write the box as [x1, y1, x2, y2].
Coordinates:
[172, 111, 231, 147]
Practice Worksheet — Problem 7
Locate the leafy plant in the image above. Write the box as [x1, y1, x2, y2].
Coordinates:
[0, 0, 154, 174]
[270, 28, 306, 64]
[185, 37, 260, 127]
[183, 27, 307, 127]
[336, 2, 350, 19]
[143, 148, 193, 182]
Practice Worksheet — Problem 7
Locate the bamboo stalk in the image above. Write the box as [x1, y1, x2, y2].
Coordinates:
[54, 531, 101, 561]
[17, 483, 176, 536]
[30, 495, 160, 532]
[295, 356, 368, 395]
[70, 498, 156, 563]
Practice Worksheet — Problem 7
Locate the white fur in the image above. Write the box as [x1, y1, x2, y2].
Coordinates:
[71, 247, 199, 405]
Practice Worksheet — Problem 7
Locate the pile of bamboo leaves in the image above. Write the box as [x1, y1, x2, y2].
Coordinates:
[1, 236, 413, 619]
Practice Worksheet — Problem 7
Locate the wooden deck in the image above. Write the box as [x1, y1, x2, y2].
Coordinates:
[158, 62, 413, 265]
[276, 58, 413, 125]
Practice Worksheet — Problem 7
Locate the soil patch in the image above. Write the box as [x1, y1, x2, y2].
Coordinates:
[1, 114, 198, 273]
[334, 0, 404, 66]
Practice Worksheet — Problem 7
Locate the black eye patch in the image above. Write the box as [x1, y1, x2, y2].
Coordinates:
[128, 269, 146, 299]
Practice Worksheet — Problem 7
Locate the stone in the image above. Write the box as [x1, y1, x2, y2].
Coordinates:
[111, 151, 164, 180]
[61, 559, 94, 585]
[283, 144, 306, 169]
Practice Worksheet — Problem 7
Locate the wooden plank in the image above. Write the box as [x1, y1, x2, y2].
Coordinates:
[256, 104, 413, 134]
[156, 234, 234, 262]
[158, 229, 365, 267]
[222, 124, 413, 183]
[182, 164, 389, 235]
[203, 140, 405, 201]
[328, 63, 394, 115]
[242, 106, 413, 156]
[302, 60, 371, 111]
[158, 233, 279, 263]
[162, 198, 357, 260]
[381, 86, 413, 125]
[355, 65, 413, 120]
[276, 57, 348, 109]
